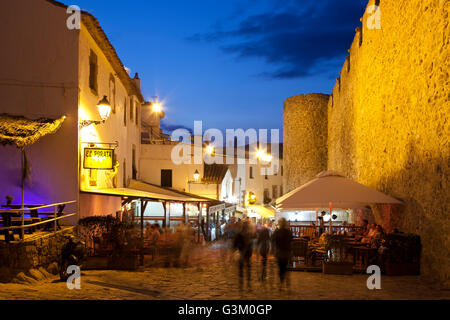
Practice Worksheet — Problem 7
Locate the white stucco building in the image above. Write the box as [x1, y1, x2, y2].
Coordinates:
[0, 0, 145, 222]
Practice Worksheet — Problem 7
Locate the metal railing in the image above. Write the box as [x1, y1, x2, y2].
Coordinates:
[290, 225, 365, 238]
[0, 200, 77, 242]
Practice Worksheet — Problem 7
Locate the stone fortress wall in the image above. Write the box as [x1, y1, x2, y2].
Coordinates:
[283, 0, 449, 285]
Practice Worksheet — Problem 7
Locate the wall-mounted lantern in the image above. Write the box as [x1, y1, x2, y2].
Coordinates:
[80, 95, 112, 128]
[193, 169, 200, 181]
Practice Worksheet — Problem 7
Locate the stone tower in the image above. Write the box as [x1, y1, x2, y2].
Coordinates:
[283, 93, 329, 193]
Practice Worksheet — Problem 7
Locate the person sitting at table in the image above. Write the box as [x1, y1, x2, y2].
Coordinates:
[359, 219, 369, 235]
[370, 225, 384, 248]
[361, 224, 378, 244]
[144, 222, 153, 240]
[150, 224, 161, 245]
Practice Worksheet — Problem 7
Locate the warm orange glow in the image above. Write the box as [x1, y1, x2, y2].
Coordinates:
[205, 145, 215, 155]
[256, 148, 266, 159]
[193, 169, 200, 181]
[152, 102, 162, 113]
[97, 96, 112, 121]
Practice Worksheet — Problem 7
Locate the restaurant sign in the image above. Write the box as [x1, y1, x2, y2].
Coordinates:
[83, 148, 114, 170]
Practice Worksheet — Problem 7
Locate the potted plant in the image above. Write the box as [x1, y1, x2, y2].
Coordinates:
[106, 219, 140, 270]
[77, 216, 140, 270]
[322, 234, 353, 275]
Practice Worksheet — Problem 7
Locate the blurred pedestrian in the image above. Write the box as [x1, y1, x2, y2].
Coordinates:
[233, 221, 254, 290]
[177, 223, 194, 267]
[257, 224, 271, 281]
[273, 218, 293, 290]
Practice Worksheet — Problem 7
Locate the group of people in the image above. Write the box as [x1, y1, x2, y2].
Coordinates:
[144, 222, 195, 267]
[144, 222, 161, 245]
[227, 217, 293, 290]
[358, 220, 384, 247]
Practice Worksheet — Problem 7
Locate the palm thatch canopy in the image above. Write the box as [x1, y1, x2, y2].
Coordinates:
[0, 114, 66, 148]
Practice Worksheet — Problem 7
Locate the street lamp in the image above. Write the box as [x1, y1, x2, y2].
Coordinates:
[205, 144, 215, 156]
[256, 148, 272, 163]
[256, 148, 265, 159]
[80, 95, 112, 128]
[149, 96, 163, 113]
[152, 102, 162, 113]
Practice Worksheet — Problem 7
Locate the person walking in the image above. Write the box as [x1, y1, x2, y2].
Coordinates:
[257, 224, 271, 282]
[273, 218, 293, 290]
[233, 220, 254, 290]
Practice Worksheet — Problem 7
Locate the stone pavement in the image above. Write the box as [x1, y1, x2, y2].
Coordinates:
[0, 244, 448, 300]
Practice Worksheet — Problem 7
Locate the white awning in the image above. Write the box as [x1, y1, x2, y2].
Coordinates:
[276, 171, 403, 210]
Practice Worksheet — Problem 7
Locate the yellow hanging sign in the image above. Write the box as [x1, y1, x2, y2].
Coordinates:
[83, 148, 114, 170]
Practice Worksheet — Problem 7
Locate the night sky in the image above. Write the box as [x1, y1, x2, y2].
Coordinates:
[72, 0, 368, 137]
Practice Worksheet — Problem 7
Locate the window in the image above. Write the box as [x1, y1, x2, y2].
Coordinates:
[281, 166, 284, 176]
[263, 188, 270, 204]
[249, 166, 254, 179]
[123, 97, 127, 126]
[280, 185, 283, 196]
[272, 185, 278, 199]
[130, 98, 134, 121]
[161, 170, 172, 188]
[123, 160, 127, 187]
[109, 74, 116, 113]
[89, 50, 98, 94]
[132, 145, 137, 180]
[135, 101, 139, 125]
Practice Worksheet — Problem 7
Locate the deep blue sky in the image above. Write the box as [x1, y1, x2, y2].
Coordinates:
[73, 0, 367, 136]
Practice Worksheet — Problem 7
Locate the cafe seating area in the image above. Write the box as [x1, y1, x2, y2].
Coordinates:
[288, 224, 421, 276]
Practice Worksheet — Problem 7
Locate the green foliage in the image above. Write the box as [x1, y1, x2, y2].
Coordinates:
[324, 234, 348, 263]
[77, 215, 141, 256]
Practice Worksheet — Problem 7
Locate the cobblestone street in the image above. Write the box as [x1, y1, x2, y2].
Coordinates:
[0, 244, 448, 300]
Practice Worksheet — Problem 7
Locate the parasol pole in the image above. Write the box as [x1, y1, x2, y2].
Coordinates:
[329, 202, 333, 234]
[21, 148, 25, 209]
[316, 208, 318, 236]
[20, 148, 25, 240]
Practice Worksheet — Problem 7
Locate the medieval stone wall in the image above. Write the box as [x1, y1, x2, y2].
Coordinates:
[0, 229, 73, 282]
[283, 94, 329, 193]
[283, 0, 449, 285]
[329, 0, 449, 285]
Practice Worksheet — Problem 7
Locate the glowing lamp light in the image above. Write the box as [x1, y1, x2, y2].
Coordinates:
[97, 95, 112, 121]
[256, 149, 266, 159]
[152, 102, 162, 113]
[262, 153, 273, 162]
[205, 145, 215, 155]
[193, 169, 200, 181]
[79, 95, 112, 128]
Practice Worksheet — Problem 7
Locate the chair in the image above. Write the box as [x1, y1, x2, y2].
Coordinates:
[291, 239, 309, 266]
[304, 227, 316, 239]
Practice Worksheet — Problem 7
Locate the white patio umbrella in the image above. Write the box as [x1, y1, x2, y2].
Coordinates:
[276, 171, 403, 232]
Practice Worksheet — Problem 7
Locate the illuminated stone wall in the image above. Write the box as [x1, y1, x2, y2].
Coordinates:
[328, 0, 449, 285]
[283, 94, 329, 193]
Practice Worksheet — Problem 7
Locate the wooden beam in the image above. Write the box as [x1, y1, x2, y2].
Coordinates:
[183, 203, 188, 224]
[162, 201, 167, 228]
[197, 202, 201, 243]
[206, 204, 210, 241]
[139, 200, 145, 266]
